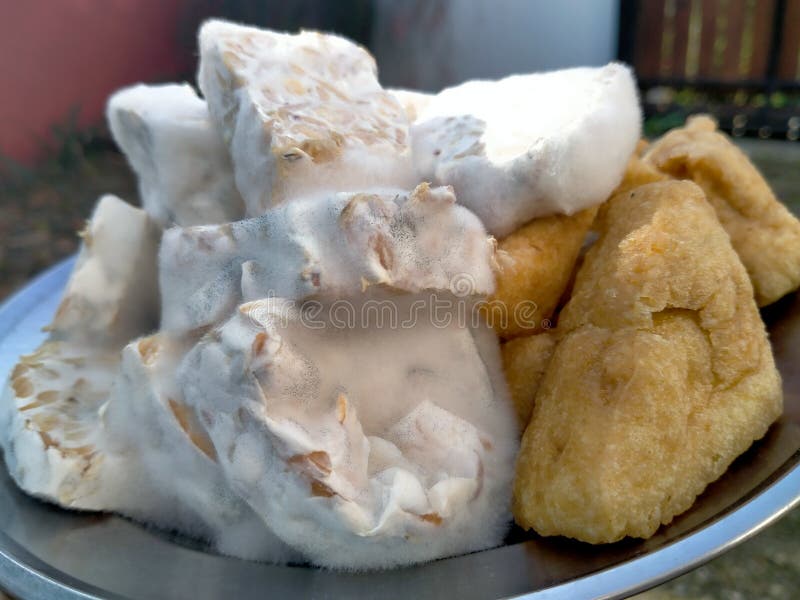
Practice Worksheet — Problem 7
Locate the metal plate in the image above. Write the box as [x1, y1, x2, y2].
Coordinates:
[0, 258, 799, 600]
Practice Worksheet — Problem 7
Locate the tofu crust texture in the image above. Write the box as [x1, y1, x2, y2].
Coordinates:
[645, 115, 800, 306]
[513, 181, 783, 544]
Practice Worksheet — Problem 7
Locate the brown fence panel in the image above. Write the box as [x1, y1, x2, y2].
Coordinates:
[635, 0, 666, 78]
[778, 0, 800, 81]
[749, 0, 777, 79]
[622, 0, 799, 138]
[721, 0, 747, 79]
[698, 0, 721, 77]
[630, 0, 799, 85]
[670, 0, 692, 77]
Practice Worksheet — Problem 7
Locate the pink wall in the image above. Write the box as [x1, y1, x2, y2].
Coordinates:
[0, 0, 198, 164]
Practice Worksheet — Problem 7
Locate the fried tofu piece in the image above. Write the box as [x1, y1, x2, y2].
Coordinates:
[485, 207, 596, 339]
[513, 181, 783, 544]
[611, 148, 670, 197]
[501, 333, 556, 428]
[644, 115, 800, 306]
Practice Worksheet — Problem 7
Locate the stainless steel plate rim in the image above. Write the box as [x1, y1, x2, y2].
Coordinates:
[0, 258, 798, 600]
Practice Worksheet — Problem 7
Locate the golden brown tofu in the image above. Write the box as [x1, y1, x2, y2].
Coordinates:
[644, 114, 800, 306]
[485, 208, 597, 339]
[513, 181, 783, 544]
[611, 149, 670, 198]
[501, 333, 556, 429]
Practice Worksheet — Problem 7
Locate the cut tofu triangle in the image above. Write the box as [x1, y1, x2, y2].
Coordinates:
[1, 195, 160, 509]
[48, 194, 160, 347]
[410, 63, 641, 237]
[107, 83, 246, 227]
[198, 19, 415, 216]
[159, 183, 496, 334]
[177, 293, 518, 569]
[1, 194, 294, 562]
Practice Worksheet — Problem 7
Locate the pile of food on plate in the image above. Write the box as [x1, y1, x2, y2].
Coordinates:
[2, 20, 799, 570]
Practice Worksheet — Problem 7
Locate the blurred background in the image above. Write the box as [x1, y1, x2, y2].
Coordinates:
[1, 0, 799, 298]
[3, 0, 799, 164]
[0, 2, 798, 597]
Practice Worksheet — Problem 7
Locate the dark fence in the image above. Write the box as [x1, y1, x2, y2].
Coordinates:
[619, 0, 800, 139]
